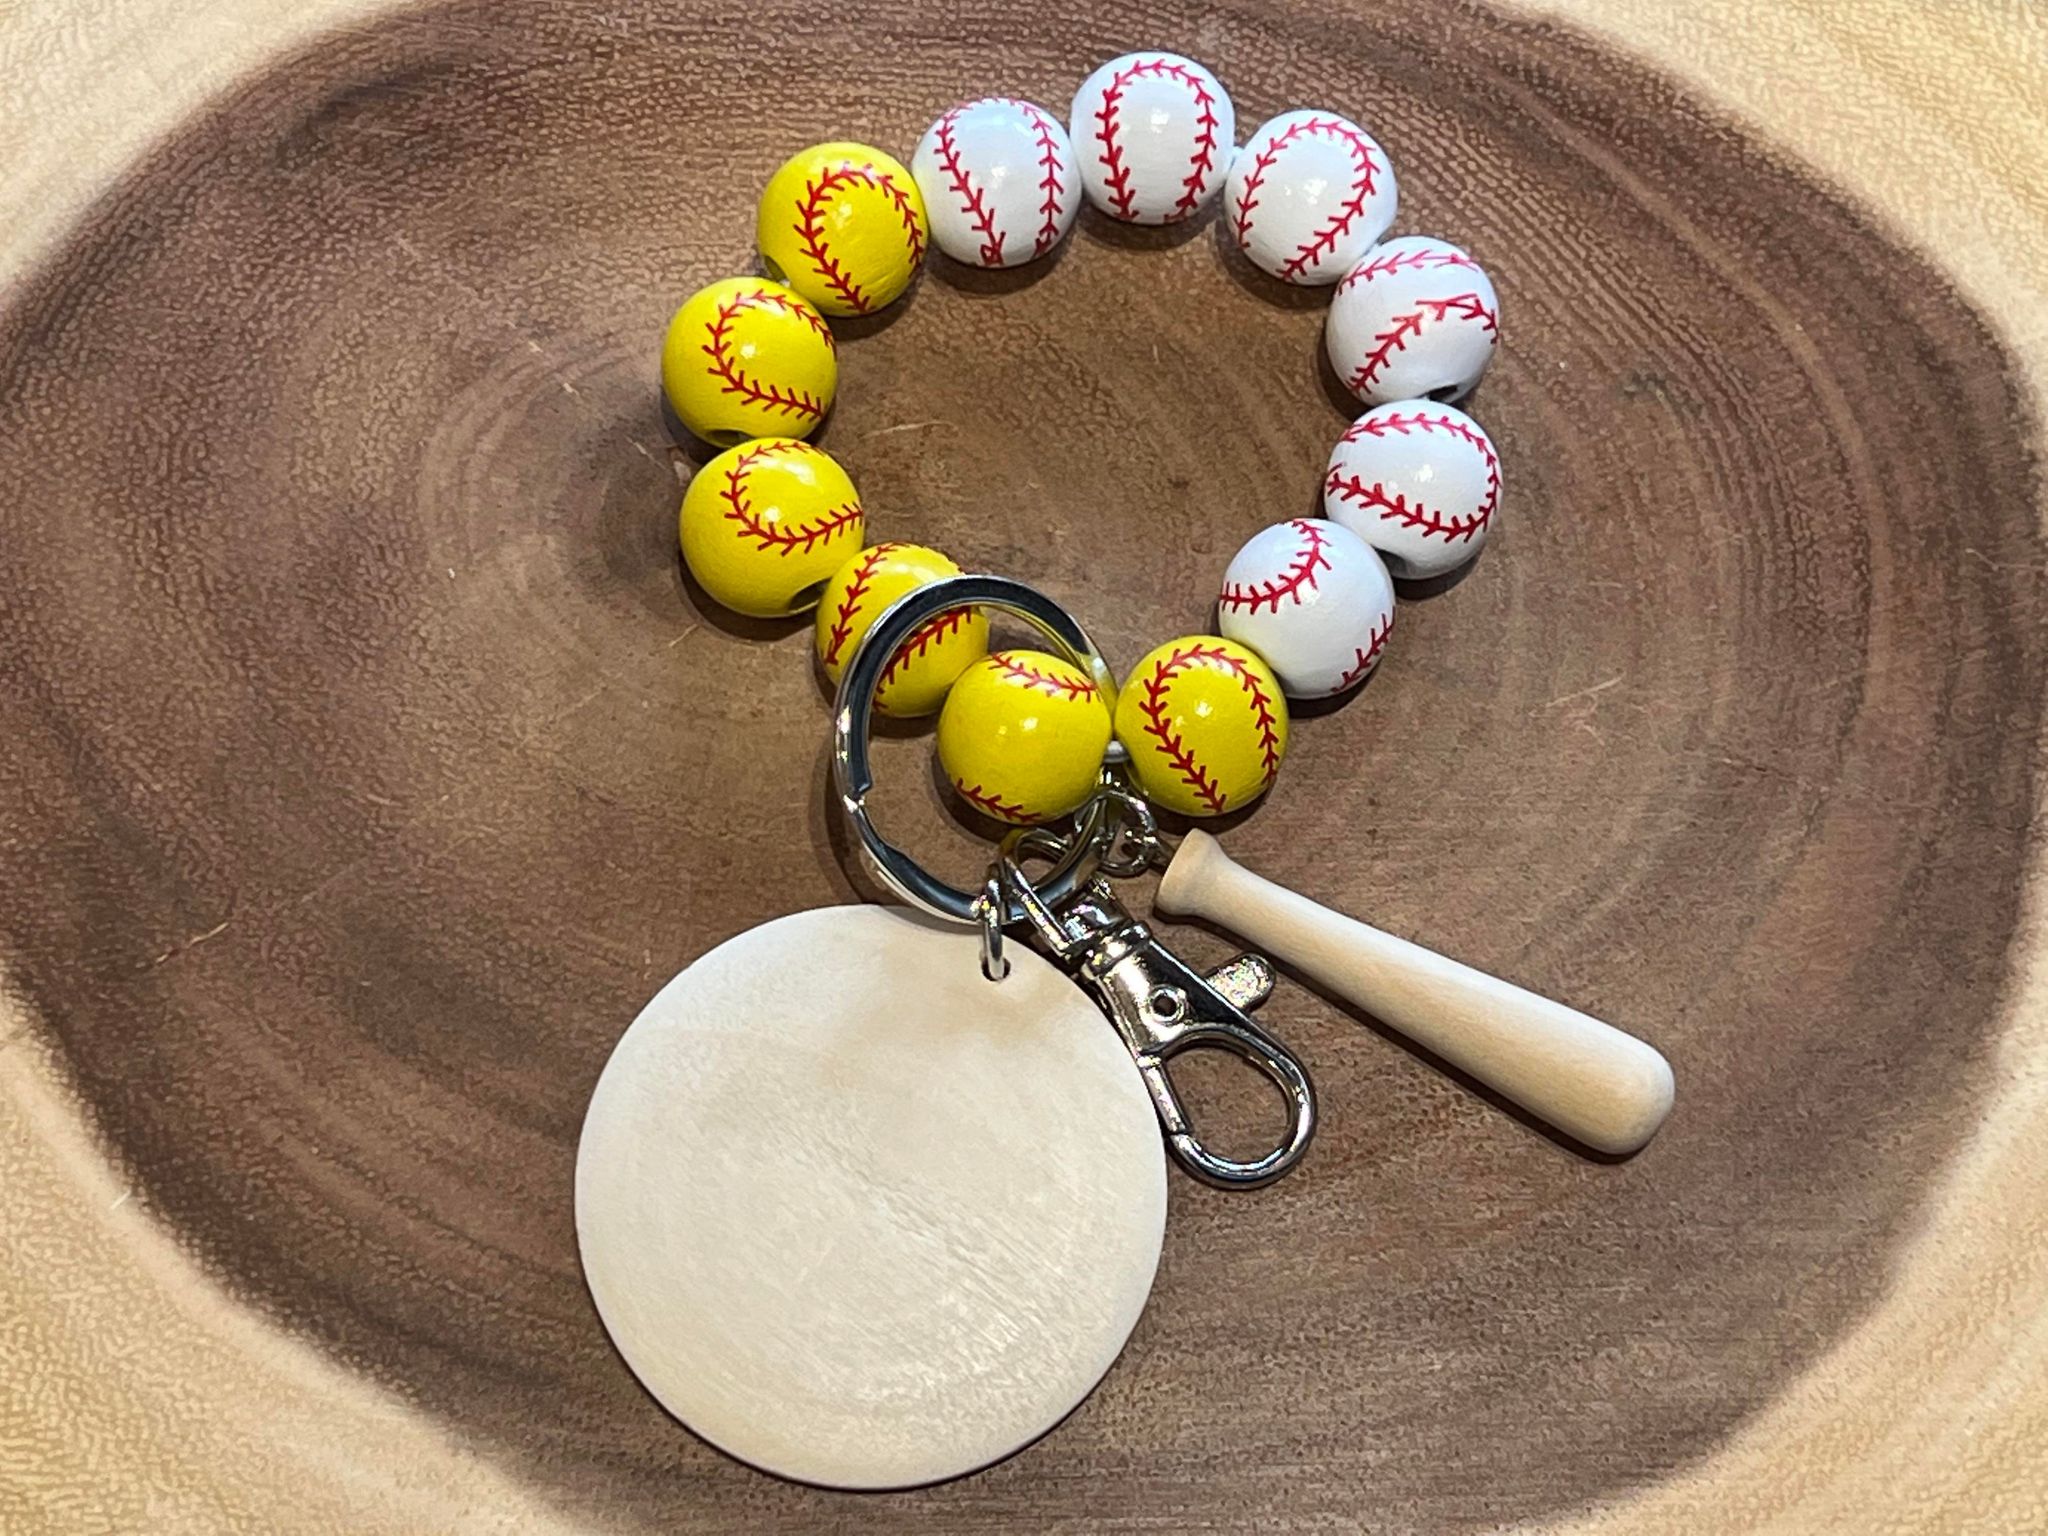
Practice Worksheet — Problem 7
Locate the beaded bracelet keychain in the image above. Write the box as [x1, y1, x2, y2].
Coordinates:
[577, 51, 1674, 1491]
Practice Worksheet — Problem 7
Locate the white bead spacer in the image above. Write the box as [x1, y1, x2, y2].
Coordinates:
[911, 98, 1080, 269]
[1323, 400, 1501, 579]
[1325, 235, 1500, 406]
[1070, 53, 1236, 225]
[1216, 519, 1396, 699]
[1225, 111, 1397, 285]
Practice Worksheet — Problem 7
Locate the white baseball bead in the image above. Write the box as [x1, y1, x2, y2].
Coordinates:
[1323, 400, 1501, 579]
[1071, 52, 1235, 225]
[1226, 111, 1397, 285]
[1216, 518, 1396, 699]
[911, 98, 1079, 268]
[1326, 235, 1500, 406]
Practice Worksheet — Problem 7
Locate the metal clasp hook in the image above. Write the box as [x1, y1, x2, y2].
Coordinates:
[999, 850, 1316, 1189]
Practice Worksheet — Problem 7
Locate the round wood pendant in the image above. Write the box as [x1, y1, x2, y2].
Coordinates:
[575, 904, 1168, 1489]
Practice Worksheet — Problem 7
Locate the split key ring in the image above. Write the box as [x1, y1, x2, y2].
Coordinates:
[829, 574, 1318, 1188]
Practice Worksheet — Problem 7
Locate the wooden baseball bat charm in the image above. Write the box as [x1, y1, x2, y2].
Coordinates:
[1154, 831, 1675, 1155]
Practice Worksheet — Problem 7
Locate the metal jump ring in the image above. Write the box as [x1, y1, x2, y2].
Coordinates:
[831, 575, 1120, 927]
[1094, 786, 1165, 878]
[974, 873, 1010, 981]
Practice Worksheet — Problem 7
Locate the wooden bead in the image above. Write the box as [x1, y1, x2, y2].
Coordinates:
[679, 439, 864, 617]
[937, 651, 1112, 824]
[1325, 235, 1501, 405]
[1070, 53, 1235, 225]
[756, 142, 929, 316]
[1216, 519, 1396, 698]
[660, 278, 836, 447]
[813, 543, 988, 717]
[911, 98, 1079, 268]
[1323, 401, 1501, 578]
[1113, 637, 1288, 818]
[1226, 111, 1397, 285]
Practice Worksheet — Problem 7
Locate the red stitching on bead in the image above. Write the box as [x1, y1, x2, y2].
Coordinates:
[1218, 520, 1331, 614]
[1339, 407, 1495, 461]
[743, 284, 836, 346]
[1419, 293, 1499, 331]
[820, 542, 904, 666]
[1337, 244, 1478, 293]
[793, 170, 867, 312]
[1092, 57, 1223, 223]
[1229, 116, 1383, 281]
[1136, 643, 1283, 813]
[1333, 410, 1501, 537]
[1325, 470, 1489, 543]
[717, 442, 863, 556]
[953, 780, 1041, 823]
[1337, 611, 1394, 691]
[1344, 292, 1499, 395]
[991, 652, 1098, 702]
[699, 287, 831, 419]
[1013, 99, 1069, 257]
[879, 605, 975, 689]
[791, 161, 926, 313]
[931, 106, 1007, 266]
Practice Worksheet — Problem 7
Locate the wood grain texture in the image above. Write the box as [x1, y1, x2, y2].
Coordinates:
[576, 906, 1168, 1490]
[1, 0, 2044, 1531]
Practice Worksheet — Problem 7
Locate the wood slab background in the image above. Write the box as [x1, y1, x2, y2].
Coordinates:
[2, 0, 2044, 1531]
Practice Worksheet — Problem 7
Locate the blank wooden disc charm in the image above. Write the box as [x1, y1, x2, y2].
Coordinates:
[575, 904, 1167, 1489]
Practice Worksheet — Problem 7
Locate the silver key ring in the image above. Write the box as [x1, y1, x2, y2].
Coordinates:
[831, 574, 1121, 927]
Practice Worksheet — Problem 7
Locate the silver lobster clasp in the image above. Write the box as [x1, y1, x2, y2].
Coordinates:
[1000, 854, 1316, 1189]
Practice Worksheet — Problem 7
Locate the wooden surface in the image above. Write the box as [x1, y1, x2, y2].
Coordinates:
[1, 1, 2044, 1531]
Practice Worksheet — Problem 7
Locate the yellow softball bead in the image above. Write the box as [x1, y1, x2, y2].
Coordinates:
[679, 439, 864, 618]
[938, 651, 1114, 825]
[814, 542, 988, 717]
[1114, 637, 1290, 818]
[758, 142, 930, 316]
[661, 277, 837, 447]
